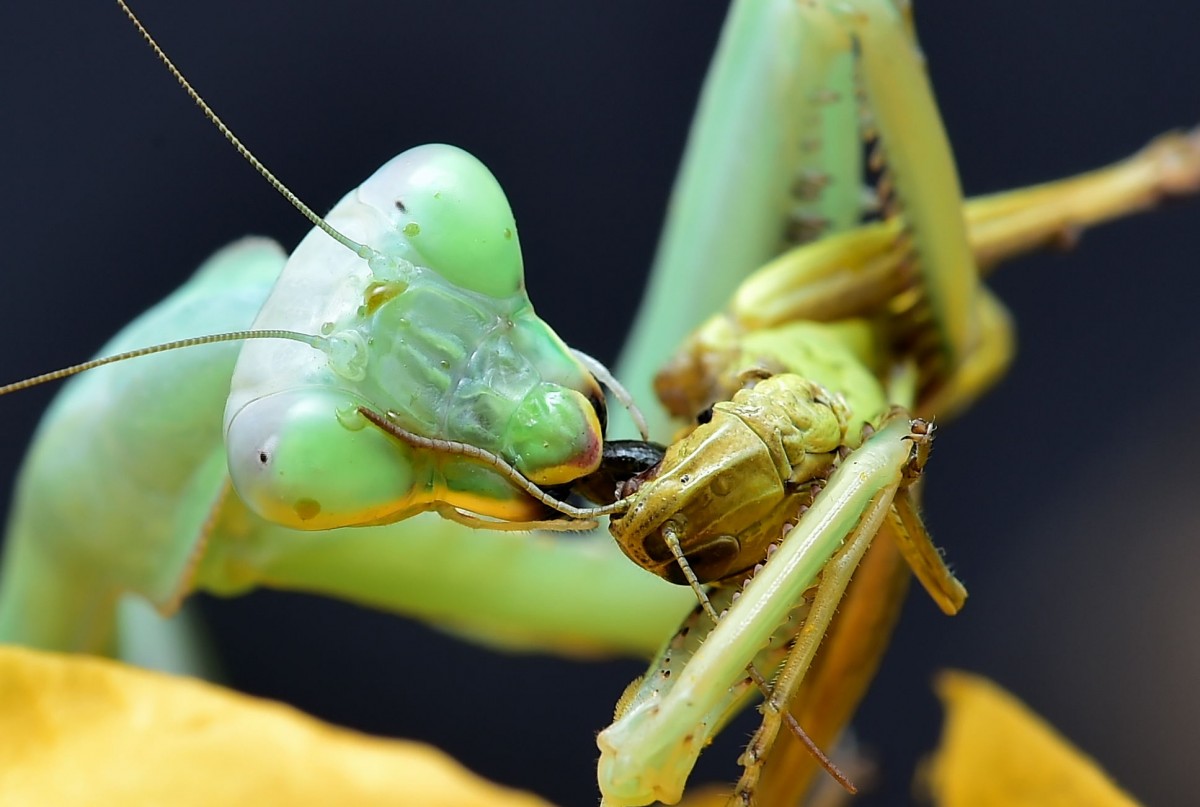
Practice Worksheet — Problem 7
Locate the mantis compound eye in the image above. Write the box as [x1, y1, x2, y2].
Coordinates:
[225, 389, 418, 530]
[358, 144, 525, 299]
[503, 385, 604, 487]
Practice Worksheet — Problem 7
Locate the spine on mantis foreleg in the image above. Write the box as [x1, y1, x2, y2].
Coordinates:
[847, 0, 980, 376]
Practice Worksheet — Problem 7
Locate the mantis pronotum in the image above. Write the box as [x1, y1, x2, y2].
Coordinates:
[2, 2, 1198, 804]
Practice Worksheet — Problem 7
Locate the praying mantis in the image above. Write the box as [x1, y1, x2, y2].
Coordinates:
[2, 2, 1199, 806]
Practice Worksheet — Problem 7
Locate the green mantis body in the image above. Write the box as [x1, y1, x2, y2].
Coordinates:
[2, 3, 1200, 802]
[1, 5, 700, 660]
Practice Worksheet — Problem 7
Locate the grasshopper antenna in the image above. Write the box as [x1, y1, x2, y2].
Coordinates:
[0, 330, 326, 397]
[114, 1, 383, 266]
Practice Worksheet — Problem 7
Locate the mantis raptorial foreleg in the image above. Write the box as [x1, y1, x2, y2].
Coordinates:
[638, 115, 1200, 806]
[598, 4, 974, 796]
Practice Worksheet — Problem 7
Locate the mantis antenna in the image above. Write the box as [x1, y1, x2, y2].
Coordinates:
[0, 330, 327, 397]
[571, 349, 650, 441]
[4, 2, 652, 525]
[114, 0, 381, 266]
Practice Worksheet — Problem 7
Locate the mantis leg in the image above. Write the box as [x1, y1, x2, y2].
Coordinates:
[616, 0, 864, 440]
[195, 503, 690, 659]
[608, 1, 1199, 802]
[920, 127, 1199, 417]
[662, 129, 1200, 424]
[662, 126, 1200, 427]
[965, 127, 1200, 273]
[713, 130, 1200, 390]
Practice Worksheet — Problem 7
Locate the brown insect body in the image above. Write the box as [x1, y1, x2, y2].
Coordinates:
[609, 374, 851, 584]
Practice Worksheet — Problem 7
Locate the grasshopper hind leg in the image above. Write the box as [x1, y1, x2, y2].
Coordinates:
[725, 480, 888, 806]
[661, 522, 859, 797]
[729, 418, 965, 806]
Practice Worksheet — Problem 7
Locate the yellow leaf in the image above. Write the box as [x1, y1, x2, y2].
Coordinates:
[930, 671, 1140, 807]
[0, 645, 554, 807]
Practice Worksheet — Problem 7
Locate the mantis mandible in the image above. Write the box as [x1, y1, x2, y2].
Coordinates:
[1, 2, 1198, 805]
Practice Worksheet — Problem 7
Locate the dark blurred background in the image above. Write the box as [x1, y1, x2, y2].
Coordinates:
[2, 2, 1198, 805]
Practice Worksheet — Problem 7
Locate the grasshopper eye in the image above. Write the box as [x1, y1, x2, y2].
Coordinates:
[358, 144, 525, 299]
[225, 389, 419, 530]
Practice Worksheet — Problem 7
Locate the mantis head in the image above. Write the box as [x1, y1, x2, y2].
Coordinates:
[224, 144, 606, 530]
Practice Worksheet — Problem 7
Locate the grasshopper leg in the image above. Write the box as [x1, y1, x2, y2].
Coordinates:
[728, 486, 885, 806]
[598, 417, 924, 806]
[730, 419, 965, 806]
[887, 490, 966, 615]
[662, 522, 858, 794]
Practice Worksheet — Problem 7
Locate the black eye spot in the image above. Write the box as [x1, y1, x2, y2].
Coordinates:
[696, 406, 714, 425]
[394, 199, 407, 213]
[258, 451, 269, 465]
